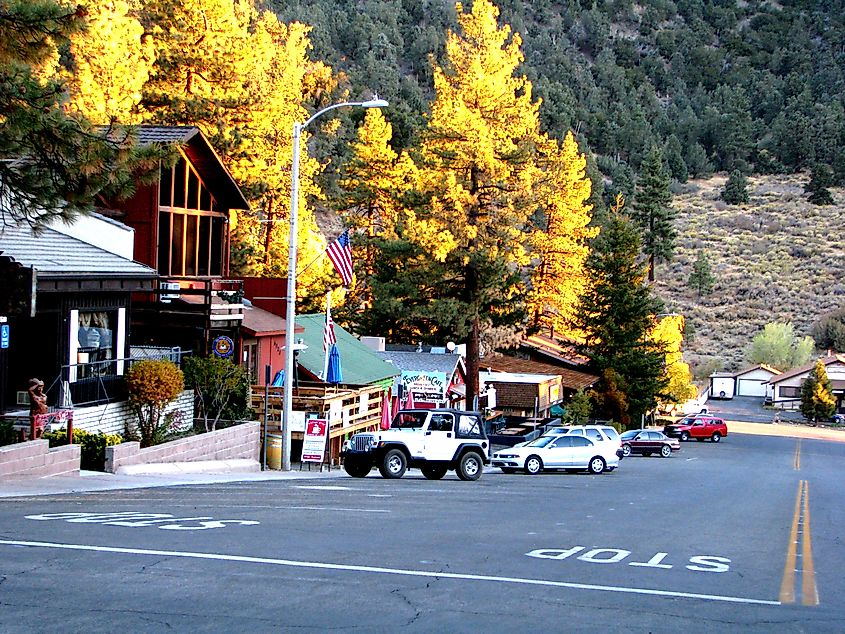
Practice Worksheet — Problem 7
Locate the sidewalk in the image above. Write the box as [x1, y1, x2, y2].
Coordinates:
[727, 419, 845, 443]
[0, 463, 347, 499]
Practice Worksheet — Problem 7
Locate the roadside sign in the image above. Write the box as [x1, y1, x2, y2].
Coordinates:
[302, 418, 328, 463]
[0, 323, 8, 349]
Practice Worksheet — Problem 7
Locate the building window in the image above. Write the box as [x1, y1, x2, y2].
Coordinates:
[157, 154, 225, 277]
[779, 386, 801, 398]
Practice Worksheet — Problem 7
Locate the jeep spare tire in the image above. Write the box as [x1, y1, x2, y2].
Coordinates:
[457, 452, 483, 481]
[379, 448, 407, 479]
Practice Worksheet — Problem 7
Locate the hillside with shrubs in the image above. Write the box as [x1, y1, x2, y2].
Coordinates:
[655, 174, 845, 376]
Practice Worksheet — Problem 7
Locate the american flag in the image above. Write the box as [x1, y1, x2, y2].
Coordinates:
[326, 230, 353, 286]
[323, 302, 336, 351]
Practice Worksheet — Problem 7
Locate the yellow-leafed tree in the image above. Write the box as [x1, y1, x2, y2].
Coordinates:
[649, 313, 697, 405]
[527, 131, 596, 338]
[416, 0, 544, 406]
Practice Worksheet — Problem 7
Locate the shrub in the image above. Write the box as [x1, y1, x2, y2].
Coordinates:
[183, 356, 252, 432]
[43, 429, 123, 471]
[125, 359, 184, 447]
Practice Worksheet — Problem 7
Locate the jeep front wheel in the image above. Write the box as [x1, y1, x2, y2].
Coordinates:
[344, 459, 371, 478]
[421, 464, 448, 480]
[457, 452, 483, 481]
[379, 449, 407, 479]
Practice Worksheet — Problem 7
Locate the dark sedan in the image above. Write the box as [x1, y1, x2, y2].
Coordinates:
[620, 430, 681, 458]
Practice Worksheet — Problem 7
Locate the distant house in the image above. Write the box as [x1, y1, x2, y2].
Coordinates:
[709, 364, 781, 399]
[767, 354, 845, 412]
[517, 332, 591, 371]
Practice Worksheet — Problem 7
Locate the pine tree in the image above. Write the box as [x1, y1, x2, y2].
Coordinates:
[0, 0, 163, 226]
[576, 197, 668, 425]
[805, 163, 835, 205]
[721, 170, 749, 204]
[526, 131, 597, 337]
[414, 0, 544, 407]
[688, 251, 716, 296]
[630, 146, 676, 282]
[800, 360, 836, 424]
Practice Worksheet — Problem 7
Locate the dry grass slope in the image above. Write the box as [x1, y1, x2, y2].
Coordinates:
[654, 174, 845, 375]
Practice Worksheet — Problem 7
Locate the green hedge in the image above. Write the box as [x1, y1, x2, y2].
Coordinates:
[43, 429, 123, 471]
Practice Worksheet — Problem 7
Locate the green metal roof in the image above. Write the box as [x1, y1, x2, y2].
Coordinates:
[295, 313, 398, 387]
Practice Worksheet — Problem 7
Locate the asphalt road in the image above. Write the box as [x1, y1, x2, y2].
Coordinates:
[1, 432, 844, 633]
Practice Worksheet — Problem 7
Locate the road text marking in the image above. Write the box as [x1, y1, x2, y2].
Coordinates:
[0, 539, 779, 606]
[25, 512, 259, 531]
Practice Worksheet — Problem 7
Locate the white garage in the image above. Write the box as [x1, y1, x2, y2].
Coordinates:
[734, 365, 781, 398]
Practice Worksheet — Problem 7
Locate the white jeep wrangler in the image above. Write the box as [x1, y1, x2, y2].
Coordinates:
[340, 408, 490, 480]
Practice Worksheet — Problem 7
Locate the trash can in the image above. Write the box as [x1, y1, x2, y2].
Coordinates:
[266, 433, 283, 470]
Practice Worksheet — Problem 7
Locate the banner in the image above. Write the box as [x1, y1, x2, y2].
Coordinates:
[301, 418, 328, 463]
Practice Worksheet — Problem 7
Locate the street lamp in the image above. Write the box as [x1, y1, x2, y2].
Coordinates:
[281, 97, 388, 470]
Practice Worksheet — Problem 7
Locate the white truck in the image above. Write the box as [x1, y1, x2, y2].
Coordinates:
[340, 408, 490, 480]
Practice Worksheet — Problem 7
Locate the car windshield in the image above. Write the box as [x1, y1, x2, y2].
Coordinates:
[526, 436, 557, 448]
[391, 411, 427, 429]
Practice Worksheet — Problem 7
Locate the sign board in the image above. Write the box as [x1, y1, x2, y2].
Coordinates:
[301, 418, 328, 463]
[0, 323, 8, 349]
[212, 335, 234, 358]
[401, 370, 447, 402]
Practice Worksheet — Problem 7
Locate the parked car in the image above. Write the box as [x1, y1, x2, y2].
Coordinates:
[492, 434, 621, 475]
[540, 424, 622, 452]
[663, 415, 728, 442]
[620, 430, 680, 457]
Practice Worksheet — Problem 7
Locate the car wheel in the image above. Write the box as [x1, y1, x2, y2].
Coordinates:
[680, 431, 690, 442]
[660, 444, 672, 458]
[622, 444, 632, 458]
[379, 449, 407, 479]
[457, 452, 483, 481]
[421, 464, 448, 480]
[588, 456, 606, 474]
[524, 455, 543, 475]
[500, 468, 517, 474]
[711, 432, 722, 443]
[344, 460, 371, 478]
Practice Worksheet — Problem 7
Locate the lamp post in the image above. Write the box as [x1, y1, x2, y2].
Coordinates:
[282, 97, 388, 470]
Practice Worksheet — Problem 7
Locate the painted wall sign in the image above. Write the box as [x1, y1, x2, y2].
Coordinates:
[26, 512, 259, 531]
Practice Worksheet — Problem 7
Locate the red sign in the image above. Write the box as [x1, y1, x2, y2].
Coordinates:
[302, 418, 328, 463]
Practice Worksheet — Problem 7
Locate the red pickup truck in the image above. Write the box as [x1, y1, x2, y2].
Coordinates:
[663, 415, 728, 443]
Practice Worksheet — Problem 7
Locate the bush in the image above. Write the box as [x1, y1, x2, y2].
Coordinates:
[126, 359, 184, 447]
[0, 419, 18, 446]
[43, 429, 123, 471]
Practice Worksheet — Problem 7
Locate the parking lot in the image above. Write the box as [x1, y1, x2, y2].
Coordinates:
[2, 431, 844, 632]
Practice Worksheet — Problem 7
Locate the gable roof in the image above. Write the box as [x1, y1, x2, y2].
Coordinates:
[0, 222, 157, 279]
[734, 363, 781, 378]
[483, 353, 598, 390]
[134, 126, 249, 211]
[519, 333, 591, 367]
[768, 354, 845, 384]
[376, 350, 464, 378]
[294, 314, 399, 386]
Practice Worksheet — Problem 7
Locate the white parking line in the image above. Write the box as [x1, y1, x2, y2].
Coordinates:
[0, 539, 780, 606]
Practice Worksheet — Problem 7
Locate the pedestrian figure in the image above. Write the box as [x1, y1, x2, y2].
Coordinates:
[773, 411, 780, 424]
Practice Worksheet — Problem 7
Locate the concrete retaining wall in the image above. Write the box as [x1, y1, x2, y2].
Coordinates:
[105, 421, 260, 473]
[73, 390, 194, 436]
[0, 440, 81, 479]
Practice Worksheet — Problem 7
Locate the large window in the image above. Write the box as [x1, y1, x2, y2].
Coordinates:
[779, 386, 801, 398]
[157, 155, 225, 277]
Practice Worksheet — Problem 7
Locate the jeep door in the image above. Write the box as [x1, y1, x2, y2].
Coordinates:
[424, 412, 460, 461]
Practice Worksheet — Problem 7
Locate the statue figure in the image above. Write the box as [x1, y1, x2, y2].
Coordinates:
[28, 378, 48, 439]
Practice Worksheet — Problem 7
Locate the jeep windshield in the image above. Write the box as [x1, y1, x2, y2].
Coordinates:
[391, 411, 428, 429]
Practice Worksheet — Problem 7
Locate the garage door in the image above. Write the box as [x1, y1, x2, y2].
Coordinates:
[737, 378, 767, 397]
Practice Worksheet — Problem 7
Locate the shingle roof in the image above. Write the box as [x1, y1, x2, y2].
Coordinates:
[0, 222, 157, 279]
[376, 350, 463, 377]
[241, 304, 287, 336]
[295, 314, 399, 386]
[482, 353, 598, 390]
[768, 354, 845, 384]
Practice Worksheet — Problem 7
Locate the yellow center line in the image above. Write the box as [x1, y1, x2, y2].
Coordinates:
[801, 482, 819, 606]
[779, 480, 802, 603]
[793, 440, 801, 471]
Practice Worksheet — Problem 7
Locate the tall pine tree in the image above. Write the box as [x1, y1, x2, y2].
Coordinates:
[576, 196, 667, 426]
[630, 146, 676, 282]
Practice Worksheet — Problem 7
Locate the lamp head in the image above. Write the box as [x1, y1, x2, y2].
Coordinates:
[361, 97, 389, 109]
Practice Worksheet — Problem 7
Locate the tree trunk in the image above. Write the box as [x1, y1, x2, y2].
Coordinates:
[466, 314, 480, 411]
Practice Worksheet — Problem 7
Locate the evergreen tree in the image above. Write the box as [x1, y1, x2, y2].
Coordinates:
[414, 0, 544, 407]
[805, 163, 835, 205]
[721, 170, 749, 204]
[688, 251, 716, 296]
[0, 0, 163, 226]
[800, 360, 836, 424]
[630, 146, 676, 282]
[576, 198, 668, 425]
[663, 134, 688, 183]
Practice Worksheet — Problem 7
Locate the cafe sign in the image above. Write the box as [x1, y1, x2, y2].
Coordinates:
[401, 370, 447, 402]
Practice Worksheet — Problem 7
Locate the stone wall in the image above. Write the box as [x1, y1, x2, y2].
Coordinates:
[72, 390, 194, 436]
[105, 421, 260, 473]
[0, 440, 81, 479]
